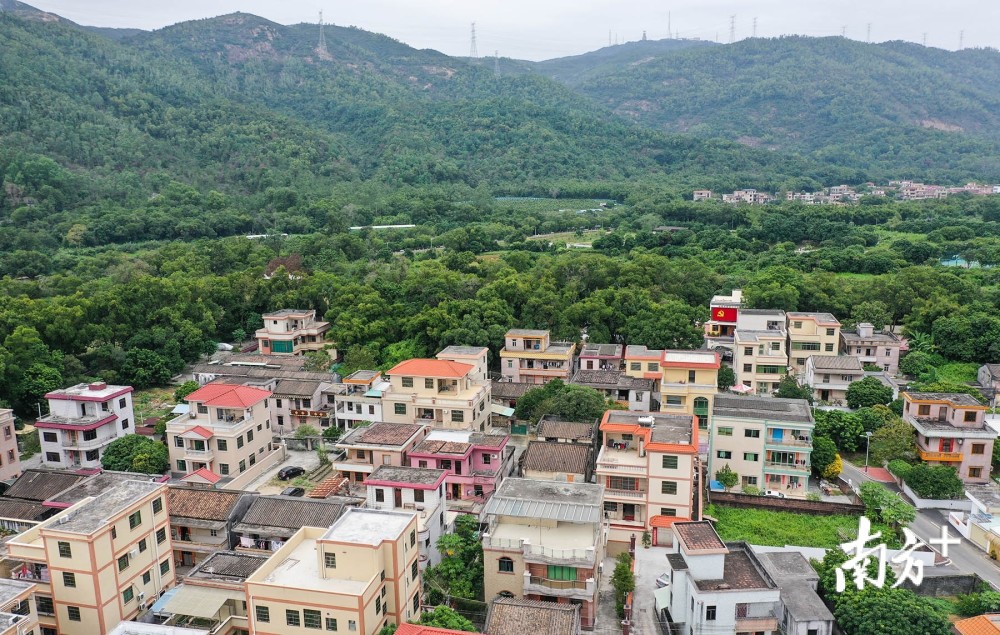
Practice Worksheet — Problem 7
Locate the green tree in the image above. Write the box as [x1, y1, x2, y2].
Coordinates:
[835, 587, 950, 635]
[898, 351, 936, 378]
[120, 349, 173, 389]
[850, 301, 891, 330]
[715, 464, 738, 492]
[717, 366, 736, 392]
[811, 437, 838, 477]
[231, 328, 247, 345]
[101, 435, 169, 474]
[903, 464, 964, 499]
[173, 380, 201, 402]
[513, 380, 610, 423]
[412, 606, 476, 632]
[426, 515, 483, 600]
[814, 410, 864, 452]
[846, 377, 894, 409]
[295, 425, 320, 438]
[338, 344, 380, 376]
[856, 405, 894, 433]
[612, 552, 635, 618]
[774, 375, 813, 403]
[858, 482, 915, 528]
[869, 417, 917, 464]
[322, 426, 343, 442]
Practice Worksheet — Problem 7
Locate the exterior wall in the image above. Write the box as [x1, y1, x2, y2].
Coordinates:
[647, 452, 695, 519]
[365, 484, 447, 567]
[842, 336, 901, 375]
[437, 350, 490, 383]
[38, 387, 135, 469]
[255, 310, 330, 356]
[271, 385, 332, 433]
[500, 332, 574, 384]
[734, 334, 788, 395]
[804, 359, 860, 406]
[381, 373, 490, 431]
[167, 398, 275, 480]
[904, 395, 995, 484]
[787, 318, 840, 377]
[523, 468, 585, 483]
[659, 367, 717, 432]
[0, 410, 21, 481]
[709, 415, 813, 498]
[325, 387, 382, 430]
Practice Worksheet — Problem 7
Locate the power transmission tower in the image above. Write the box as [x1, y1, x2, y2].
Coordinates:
[841, 25, 847, 38]
[866, 23, 871, 43]
[642, 30, 647, 41]
[752, 17, 757, 38]
[729, 15, 736, 43]
[959, 30, 964, 50]
[469, 22, 478, 62]
[922, 32, 927, 46]
[317, 10, 327, 54]
[494, 50, 500, 78]
[609, 29, 612, 46]
[668, 12, 672, 39]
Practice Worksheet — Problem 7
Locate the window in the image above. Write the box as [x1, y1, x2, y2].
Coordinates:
[705, 605, 717, 621]
[143, 570, 151, 585]
[237, 436, 244, 449]
[717, 451, 732, 459]
[255, 605, 270, 623]
[220, 464, 230, 475]
[174, 437, 184, 448]
[128, 510, 141, 530]
[451, 410, 464, 423]
[326, 618, 338, 631]
[824, 343, 834, 352]
[42, 432, 58, 443]
[247, 430, 254, 442]
[661, 481, 678, 495]
[369, 405, 376, 415]
[608, 476, 639, 491]
[152, 497, 163, 514]
[160, 559, 170, 575]
[413, 595, 420, 614]
[744, 452, 759, 461]
[36, 596, 54, 616]
[796, 357, 806, 365]
[239, 460, 246, 473]
[139, 538, 147, 553]
[662, 455, 678, 469]
[57, 542, 72, 558]
[323, 551, 337, 569]
[718, 426, 733, 436]
[286, 609, 301, 627]
[197, 404, 208, 414]
[112, 526, 117, 539]
[660, 507, 677, 516]
[758, 365, 784, 374]
[499, 557, 514, 572]
[483, 454, 492, 465]
[410, 530, 416, 547]
[826, 328, 835, 336]
[375, 489, 385, 502]
[792, 321, 802, 329]
[665, 395, 683, 406]
[647, 363, 659, 372]
[965, 411, 978, 422]
[122, 418, 130, 429]
[375, 597, 382, 615]
[744, 346, 754, 356]
[973, 443, 986, 455]
[548, 565, 576, 580]
[792, 342, 820, 351]
[414, 489, 425, 503]
[412, 560, 419, 580]
[67, 606, 81, 622]
[118, 555, 130, 571]
[630, 362, 641, 371]
[604, 502, 617, 512]
[970, 467, 983, 478]
[123, 588, 134, 604]
[45, 452, 60, 462]
[62, 572, 76, 587]
[918, 404, 930, 416]
[304, 609, 322, 629]
[277, 416, 284, 426]
[425, 378, 434, 389]
[402, 377, 414, 388]
[156, 527, 166, 544]
[743, 363, 753, 373]
[249, 453, 256, 466]
[744, 429, 760, 438]
[395, 403, 407, 415]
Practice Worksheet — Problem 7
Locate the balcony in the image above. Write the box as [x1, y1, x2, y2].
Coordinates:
[183, 447, 214, 461]
[604, 488, 645, 500]
[10, 563, 48, 582]
[63, 435, 111, 449]
[764, 436, 811, 449]
[764, 461, 809, 474]
[482, 536, 597, 567]
[918, 449, 963, 462]
[735, 603, 778, 631]
[595, 446, 645, 473]
[524, 574, 594, 599]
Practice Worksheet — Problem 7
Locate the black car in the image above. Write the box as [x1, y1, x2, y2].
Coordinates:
[280, 486, 306, 497]
[277, 466, 306, 480]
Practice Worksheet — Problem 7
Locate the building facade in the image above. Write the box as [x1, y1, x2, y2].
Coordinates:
[840, 323, 903, 375]
[407, 430, 513, 505]
[0, 409, 21, 482]
[255, 309, 331, 357]
[381, 359, 491, 431]
[703, 289, 742, 353]
[324, 371, 387, 431]
[577, 343, 623, 372]
[659, 350, 721, 435]
[570, 370, 654, 411]
[499, 330, 575, 384]
[37, 382, 135, 470]
[804, 356, 864, 405]
[786, 312, 841, 378]
[596, 411, 698, 547]
[436, 346, 490, 383]
[166, 383, 277, 481]
[334, 422, 429, 485]
[364, 465, 448, 568]
[709, 395, 815, 497]
[733, 310, 788, 395]
[903, 392, 995, 484]
[270, 379, 333, 434]
[481, 479, 605, 630]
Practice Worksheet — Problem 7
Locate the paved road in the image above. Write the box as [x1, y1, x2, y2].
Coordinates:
[841, 460, 1000, 587]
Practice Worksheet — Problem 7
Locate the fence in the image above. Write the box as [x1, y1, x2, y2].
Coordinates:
[708, 491, 865, 516]
[900, 481, 972, 511]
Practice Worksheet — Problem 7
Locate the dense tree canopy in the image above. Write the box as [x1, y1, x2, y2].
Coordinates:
[100, 435, 169, 474]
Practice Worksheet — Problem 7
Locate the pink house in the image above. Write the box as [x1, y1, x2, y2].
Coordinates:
[408, 430, 513, 509]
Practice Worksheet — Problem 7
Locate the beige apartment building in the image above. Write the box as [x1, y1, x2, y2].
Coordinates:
[437, 346, 490, 382]
[255, 309, 331, 356]
[4, 480, 175, 635]
[0, 579, 40, 635]
[246, 508, 423, 635]
[596, 411, 699, 548]
[167, 383, 278, 482]
[381, 359, 491, 431]
[334, 422, 430, 484]
[659, 350, 721, 434]
[499, 330, 575, 384]
[481, 479, 605, 630]
[786, 312, 841, 378]
[0, 409, 21, 482]
[733, 310, 789, 395]
[903, 392, 995, 484]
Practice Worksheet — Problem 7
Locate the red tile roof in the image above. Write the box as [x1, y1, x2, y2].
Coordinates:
[185, 383, 271, 407]
[181, 468, 222, 484]
[954, 615, 1000, 635]
[395, 625, 473, 635]
[386, 358, 473, 378]
[183, 426, 214, 439]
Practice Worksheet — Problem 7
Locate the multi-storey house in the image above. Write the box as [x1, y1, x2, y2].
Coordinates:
[659, 350, 721, 436]
[0, 409, 21, 481]
[324, 370, 387, 431]
[270, 378, 333, 434]
[436, 346, 490, 383]
[166, 487, 257, 575]
[255, 309, 331, 357]
[733, 310, 788, 395]
[382, 359, 491, 431]
[840, 323, 903, 375]
[786, 312, 841, 378]
[499, 330, 575, 384]
[596, 411, 698, 547]
[708, 395, 814, 497]
[903, 392, 995, 484]
[364, 466, 448, 568]
[804, 356, 863, 404]
[407, 430, 513, 505]
[703, 289, 742, 353]
[37, 382, 135, 469]
[481, 479, 605, 630]
[334, 422, 429, 485]
[577, 343, 623, 372]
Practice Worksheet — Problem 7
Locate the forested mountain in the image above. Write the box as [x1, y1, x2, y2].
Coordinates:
[550, 36, 1000, 181]
[532, 38, 716, 84]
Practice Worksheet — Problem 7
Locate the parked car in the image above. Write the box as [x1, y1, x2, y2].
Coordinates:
[763, 489, 786, 498]
[277, 466, 306, 480]
[655, 573, 670, 588]
[280, 486, 306, 497]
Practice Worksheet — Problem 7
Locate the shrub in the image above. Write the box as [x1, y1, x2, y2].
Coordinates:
[822, 454, 843, 480]
[887, 459, 912, 479]
[904, 464, 964, 500]
[743, 485, 761, 496]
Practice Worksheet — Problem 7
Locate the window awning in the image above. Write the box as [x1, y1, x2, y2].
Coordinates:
[161, 584, 243, 618]
[491, 404, 515, 417]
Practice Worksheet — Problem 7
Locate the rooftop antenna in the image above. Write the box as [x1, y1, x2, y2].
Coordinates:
[729, 15, 736, 43]
[469, 22, 478, 62]
[922, 32, 927, 47]
[841, 25, 847, 38]
[609, 29, 612, 46]
[494, 50, 500, 78]
[668, 11, 672, 39]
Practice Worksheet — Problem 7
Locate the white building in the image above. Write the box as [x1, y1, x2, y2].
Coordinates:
[323, 370, 388, 431]
[37, 381, 135, 469]
[364, 465, 448, 569]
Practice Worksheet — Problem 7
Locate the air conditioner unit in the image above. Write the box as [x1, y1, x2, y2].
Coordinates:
[189, 412, 197, 419]
[491, 454, 499, 459]
[139, 601, 148, 611]
[58, 515, 71, 525]
[129, 548, 139, 558]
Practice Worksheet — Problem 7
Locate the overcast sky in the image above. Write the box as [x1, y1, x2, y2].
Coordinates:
[25, 0, 1000, 61]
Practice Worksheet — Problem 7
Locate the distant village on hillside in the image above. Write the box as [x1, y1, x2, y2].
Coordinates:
[695, 181, 1000, 205]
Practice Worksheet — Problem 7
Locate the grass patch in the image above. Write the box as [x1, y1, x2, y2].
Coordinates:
[132, 387, 176, 422]
[922, 597, 960, 620]
[935, 362, 980, 384]
[267, 475, 316, 491]
[705, 504, 893, 549]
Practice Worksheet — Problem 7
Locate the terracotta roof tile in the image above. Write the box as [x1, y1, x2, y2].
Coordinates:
[395, 625, 473, 635]
[180, 468, 222, 484]
[537, 418, 594, 441]
[520, 442, 590, 476]
[343, 422, 423, 447]
[186, 383, 271, 407]
[167, 486, 241, 520]
[386, 358, 474, 378]
[183, 425, 214, 439]
[954, 615, 1000, 635]
[674, 521, 726, 551]
[413, 439, 471, 455]
[486, 597, 580, 635]
[4, 469, 88, 502]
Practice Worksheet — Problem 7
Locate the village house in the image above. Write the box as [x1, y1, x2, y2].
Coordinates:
[0, 409, 20, 482]
[481, 479, 605, 630]
[570, 368, 654, 410]
[436, 345, 490, 382]
[323, 370, 388, 431]
[903, 392, 995, 484]
[381, 359, 492, 431]
[499, 329, 575, 384]
[0, 579, 39, 635]
[733, 310, 789, 395]
[536, 416, 597, 445]
[703, 289, 742, 354]
[659, 350, 721, 439]
[406, 429, 513, 509]
[840, 323, 903, 375]
[804, 355, 864, 405]
[786, 312, 841, 378]
[758, 551, 836, 635]
[334, 422, 430, 485]
[485, 596, 583, 635]
[977, 364, 1000, 407]
[577, 342, 623, 372]
[254, 309, 331, 357]
[270, 378, 334, 434]
[166, 486, 257, 576]
[233, 495, 356, 554]
[37, 381, 135, 470]
[364, 465, 448, 568]
[519, 441, 592, 484]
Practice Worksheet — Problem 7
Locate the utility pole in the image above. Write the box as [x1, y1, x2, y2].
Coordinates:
[609, 29, 612, 46]
[469, 22, 478, 62]
[494, 50, 500, 78]
[642, 30, 647, 41]
[668, 11, 672, 39]
[729, 15, 736, 43]
[752, 17, 757, 38]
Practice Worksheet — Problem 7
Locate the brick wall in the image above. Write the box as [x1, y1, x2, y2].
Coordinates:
[708, 491, 865, 516]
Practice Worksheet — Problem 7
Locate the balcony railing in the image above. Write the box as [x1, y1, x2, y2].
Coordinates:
[764, 436, 811, 448]
[764, 461, 809, 472]
[63, 436, 111, 449]
[596, 462, 645, 473]
[604, 488, 645, 499]
[527, 576, 589, 590]
[184, 448, 214, 458]
[482, 536, 596, 565]
[918, 449, 963, 462]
